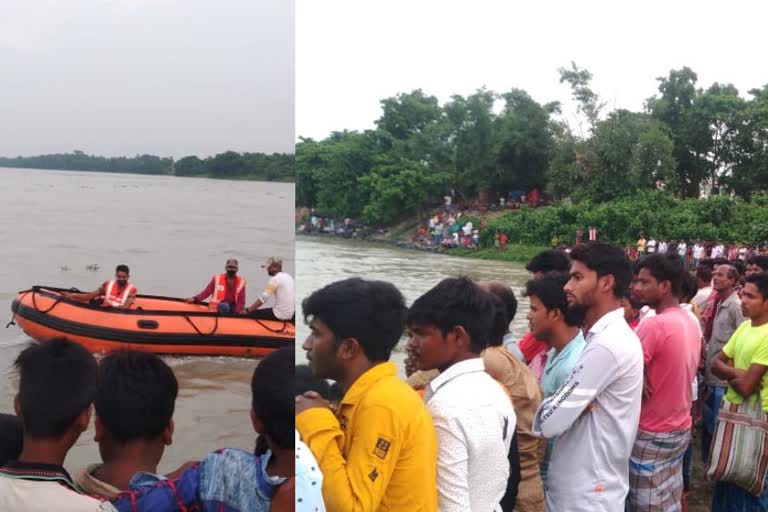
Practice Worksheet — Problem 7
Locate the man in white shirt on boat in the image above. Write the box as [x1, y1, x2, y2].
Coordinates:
[63, 264, 137, 309]
[242, 257, 295, 322]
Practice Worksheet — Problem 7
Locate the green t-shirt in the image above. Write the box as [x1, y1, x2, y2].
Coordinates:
[723, 320, 768, 411]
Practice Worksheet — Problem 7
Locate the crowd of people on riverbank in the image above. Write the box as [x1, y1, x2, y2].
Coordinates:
[626, 234, 768, 270]
[296, 242, 768, 512]
[0, 341, 295, 511]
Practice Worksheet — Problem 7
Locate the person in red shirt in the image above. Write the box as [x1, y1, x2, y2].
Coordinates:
[185, 259, 246, 314]
[628, 253, 700, 510]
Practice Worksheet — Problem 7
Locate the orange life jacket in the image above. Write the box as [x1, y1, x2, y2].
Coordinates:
[103, 280, 137, 307]
[209, 273, 245, 308]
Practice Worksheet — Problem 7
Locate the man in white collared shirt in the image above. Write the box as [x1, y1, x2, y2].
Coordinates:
[407, 277, 515, 512]
[532, 242, 643, 512]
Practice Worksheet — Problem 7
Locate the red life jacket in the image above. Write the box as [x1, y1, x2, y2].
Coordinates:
[103, 280, 137, 307]
[209, 273, 245, 308]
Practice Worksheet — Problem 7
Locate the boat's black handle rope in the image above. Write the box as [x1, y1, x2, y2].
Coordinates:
[249, 318, 290, 334]
[182, 314, 220, 336]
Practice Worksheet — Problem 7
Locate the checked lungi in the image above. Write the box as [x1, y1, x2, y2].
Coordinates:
[627, 429, 690, 511]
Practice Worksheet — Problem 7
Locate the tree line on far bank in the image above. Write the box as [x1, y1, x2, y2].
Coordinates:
[0, 150, 295, 182]
[296, 64, 768, 228]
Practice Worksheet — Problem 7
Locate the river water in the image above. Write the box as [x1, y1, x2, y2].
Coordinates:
[295, 236, 531, 368]
[0, 167, 294, 473]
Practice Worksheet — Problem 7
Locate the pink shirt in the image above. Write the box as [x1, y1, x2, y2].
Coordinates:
[636, 307, 701, 432]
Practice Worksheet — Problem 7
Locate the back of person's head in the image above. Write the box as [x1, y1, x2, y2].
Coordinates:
[14, 338, 98, 438]
[525, 271, 582, 327]
[730, 258, 746, 274]
[680, 272, 699, 303]
[712, 257, 730, 268]
[526, 250, 571, 275]
[295, 364, 331, 398]
[0, 413, 23, 466]
[487, 294, 509, 347]
[569, 242, 632, 299]
[252, 348, 294, 450]
[748, 255, 768, 272]
[480, 281, 518, 324]
[636, 252, 685, 297]
[695, 264, 713, 284]
[94, 350, 178, 443]
[302, 278, 407, 362]
[407, 277, 494, 353]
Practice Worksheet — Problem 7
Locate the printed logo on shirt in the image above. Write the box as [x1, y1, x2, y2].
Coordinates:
[369, 468, 379, 482]
[373, 437, 391, 460]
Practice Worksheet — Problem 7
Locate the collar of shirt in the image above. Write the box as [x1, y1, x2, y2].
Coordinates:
[0, 460, 78, 491]
[426, 357, 484, 401]
[587, 307, 626, 339]
[718, 291, 740, 310]
[341, 362, 397, 406]
[548, 330, 586, 362]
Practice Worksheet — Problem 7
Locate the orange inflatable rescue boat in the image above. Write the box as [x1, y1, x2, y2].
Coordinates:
[9, 286, 295, 357]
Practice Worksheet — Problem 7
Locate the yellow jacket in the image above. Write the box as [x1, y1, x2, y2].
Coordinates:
[296, 362, 438, 512]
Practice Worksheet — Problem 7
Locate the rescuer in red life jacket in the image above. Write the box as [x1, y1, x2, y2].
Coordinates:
[185, 258, 246, 314]
[63, 264, 137, 309]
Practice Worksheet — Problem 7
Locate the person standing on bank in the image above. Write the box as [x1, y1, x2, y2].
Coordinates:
[243, 257, 295, 322]
[185, 258, 246, 314]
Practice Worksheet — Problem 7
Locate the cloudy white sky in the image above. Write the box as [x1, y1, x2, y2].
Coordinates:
[0, 0, 294, 158]
[297, 0, 768, 141]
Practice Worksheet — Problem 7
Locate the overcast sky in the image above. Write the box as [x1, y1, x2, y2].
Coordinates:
[0, 0, 294, 158]
[297, 0, 768, 141]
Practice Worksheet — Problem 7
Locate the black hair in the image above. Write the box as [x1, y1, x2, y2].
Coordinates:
[748, 255, 768, 272]
[487, 294, 508, 347]
[635, 253, 685, 297]
[745, 272, 768, 300]
[407, 277, 494, 354]
[116, 264, 130, 274]
[295, 364, 331, 398]
[695, 264, 713, 283]
[569, 242, 632, 299]
[0, 413, 23, 466]
[302, 278, 407, 362]
[730, 259, 747, 277]
[711, 257, 730, 268]
[14, 338, 98, 438]
[720, 264, 740, 283]
[94, 350, 178, 443]
[680, 272, 699, 303]
[252, 348, 294, 450]
[526, 250, 571, 274]
[483, 282, 518, 324]
[524, 271, 582, 327]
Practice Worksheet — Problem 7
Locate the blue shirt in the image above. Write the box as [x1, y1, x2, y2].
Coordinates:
[539, 330, 586, 482]
[541, 331, 586, 398]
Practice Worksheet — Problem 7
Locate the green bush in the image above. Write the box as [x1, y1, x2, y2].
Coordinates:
[481, 191, 768, 247]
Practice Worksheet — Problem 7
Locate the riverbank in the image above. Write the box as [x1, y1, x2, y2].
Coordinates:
[298, 225, 548, 264]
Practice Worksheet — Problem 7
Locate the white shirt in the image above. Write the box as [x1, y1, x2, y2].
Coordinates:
[0, 474, 115, 512]
[647, 239, 657, 253]
[296, 430, 326, 512]
[678, 242, 687, 256]
[532, 308, 643, 512]
[693, 244, 704, 259]
[462, 222, 473, 236]
[425, 358, 515, 512]
[260, 271, 295, 320]
[658, 241, 667, 253]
